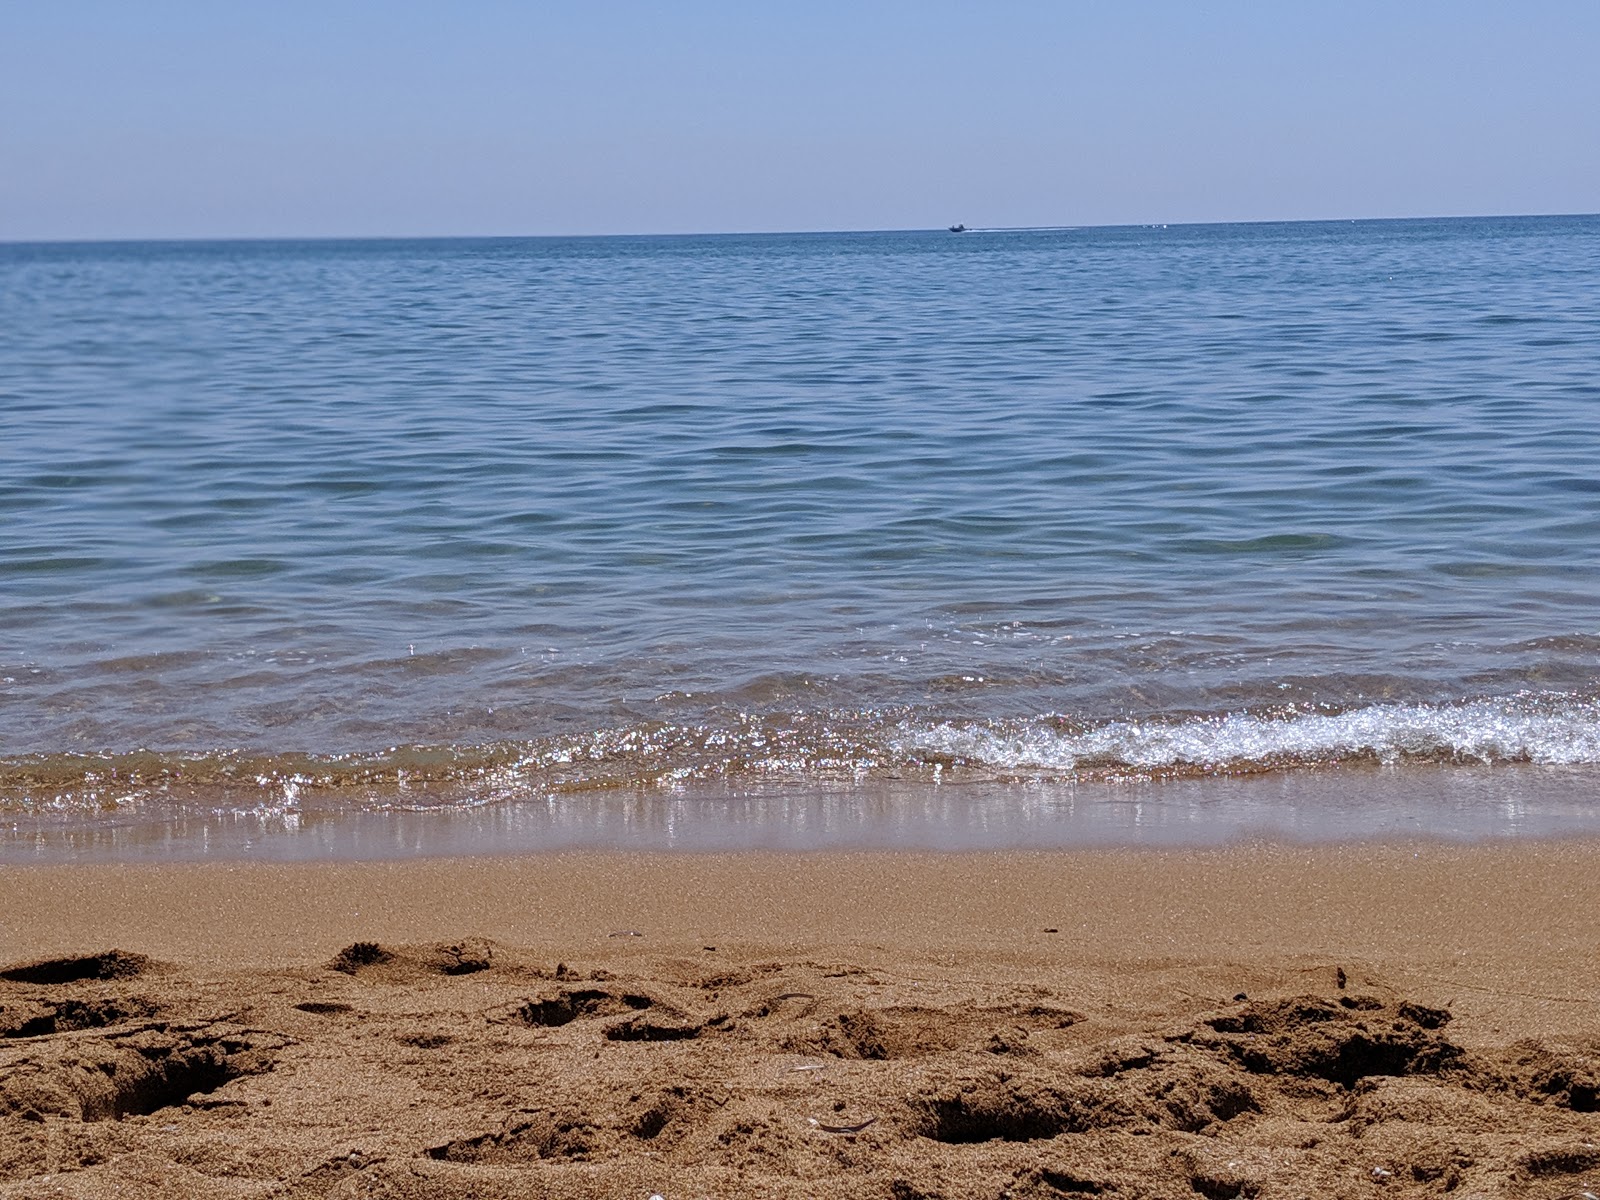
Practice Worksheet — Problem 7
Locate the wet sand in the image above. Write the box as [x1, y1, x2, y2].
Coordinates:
[2, 842, 1598, 1197]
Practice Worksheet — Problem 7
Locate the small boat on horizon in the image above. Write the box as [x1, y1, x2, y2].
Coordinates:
[947, 223, 967, 233]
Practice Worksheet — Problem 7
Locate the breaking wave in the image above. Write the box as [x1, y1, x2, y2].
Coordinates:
[900, 696, 1600, 776]
[3, 694, 1598, 817]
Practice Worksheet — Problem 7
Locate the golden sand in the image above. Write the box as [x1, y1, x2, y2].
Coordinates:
[2, 843, 1597, 1197]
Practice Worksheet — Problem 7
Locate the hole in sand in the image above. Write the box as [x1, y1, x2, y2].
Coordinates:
[910, 1075, 1101, 1143]
[112, 1048, 243, 1119]
[1190, 1174, 1255, 1200]
[1204, 996, 1464, 1087]
[0, 951, 149, 985]
[1035, 1167, 1107, 1194]
[512, 989, 655, 1028]
[605, 1016, 701, 1042]
[2, 997, 157, 1039]
[329, 943, 392, 973]
[295, 1001, 354, 1015]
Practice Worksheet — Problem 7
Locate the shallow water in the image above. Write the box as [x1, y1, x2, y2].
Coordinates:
[7, 766, 1599, 865]
[3, 217, 1599, 857]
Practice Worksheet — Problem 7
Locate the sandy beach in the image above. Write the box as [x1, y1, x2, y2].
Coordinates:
[3, 842, 1598, 1198]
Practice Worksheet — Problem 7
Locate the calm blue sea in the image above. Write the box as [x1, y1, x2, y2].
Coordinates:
[3, 216, 1599, 858]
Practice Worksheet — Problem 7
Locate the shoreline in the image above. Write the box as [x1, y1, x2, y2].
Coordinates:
[4, 841, 1598, 1196]
[9, 761, 1600, 866]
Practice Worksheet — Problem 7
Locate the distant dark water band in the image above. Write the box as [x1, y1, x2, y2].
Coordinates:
[5, 693, 1597, 815]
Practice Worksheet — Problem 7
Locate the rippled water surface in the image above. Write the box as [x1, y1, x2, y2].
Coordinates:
[3, 217, 1599, 856]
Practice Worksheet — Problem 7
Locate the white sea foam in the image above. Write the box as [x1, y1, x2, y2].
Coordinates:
[896, 698, 1600, 775]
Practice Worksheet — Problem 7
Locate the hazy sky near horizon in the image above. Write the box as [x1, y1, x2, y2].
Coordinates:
[4, 1, 1597, 241]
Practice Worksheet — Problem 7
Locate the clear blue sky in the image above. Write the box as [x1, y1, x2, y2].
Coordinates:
[4, 0, 1596, 240]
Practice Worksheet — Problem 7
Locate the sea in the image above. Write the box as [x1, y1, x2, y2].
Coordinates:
[3, 215, 1599, 861]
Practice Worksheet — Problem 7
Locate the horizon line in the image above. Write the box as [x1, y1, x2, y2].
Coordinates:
[3, 209, 1596, 249]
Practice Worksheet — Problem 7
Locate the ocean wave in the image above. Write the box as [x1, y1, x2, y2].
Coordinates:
[897, 696, 1600, 776]
[3, 695, 1599, 815]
